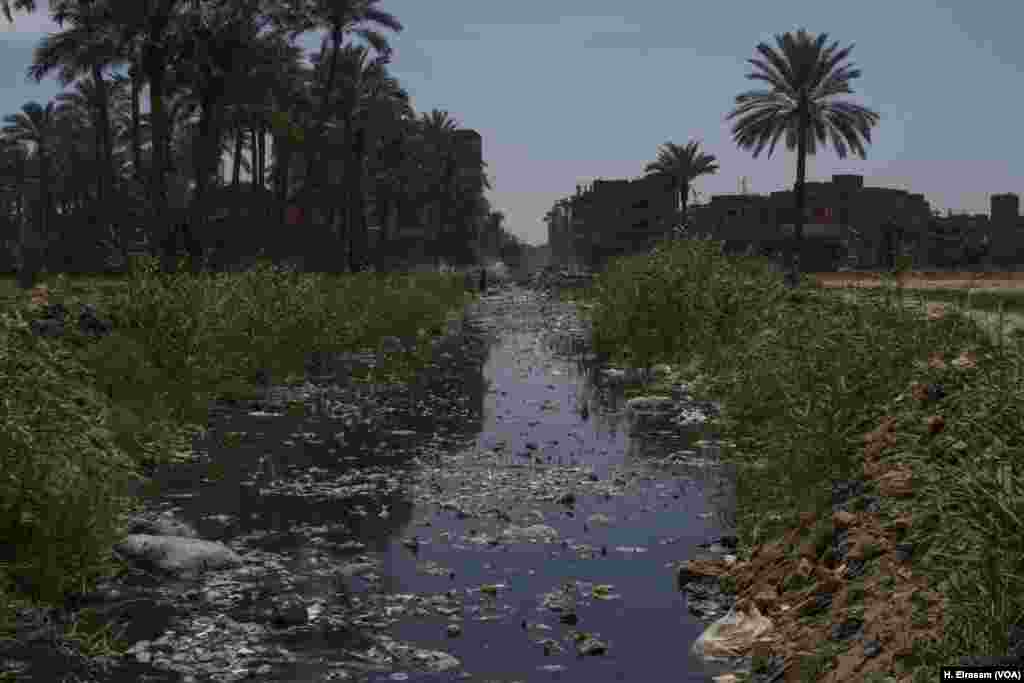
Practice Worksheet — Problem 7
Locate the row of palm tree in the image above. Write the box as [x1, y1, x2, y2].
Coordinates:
[1, 0, 508, 288]
[547, 27, 880, 287]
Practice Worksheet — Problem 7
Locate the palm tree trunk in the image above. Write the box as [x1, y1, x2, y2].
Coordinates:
[92, 64, 115, 232]
[249, 126, 258, 192]
[312, 33, 342, 204]
[232, 125, 243, 189]
[258, 122, 266, 190]
[19, 149, 49, 289]
[789, 103, 809, 289]
[144, 44, 173, 274]
[130, 61, 143, 187]
[349, 125, 368, 271]
[680, 181, 690, 230]
[675, 182, 683, 225]
[189, 93, 222, 274]
[274, 134, 291, 205]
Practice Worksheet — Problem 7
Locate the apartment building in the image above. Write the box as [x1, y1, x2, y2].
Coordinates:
[547, 174, 677, 270]
[689, 174, 932, 270]
[985, 193, 1024, 267]
[547, 171, 1024, 272]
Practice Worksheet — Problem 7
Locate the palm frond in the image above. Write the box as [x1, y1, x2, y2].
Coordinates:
[726, 28, 878, 161]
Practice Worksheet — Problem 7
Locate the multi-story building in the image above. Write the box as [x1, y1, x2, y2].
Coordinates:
[546, 199, 575, 270]
[547, 174, 677, 270]
[548, 171, 1024, 272]
[986, 193, 1024, 267]
[690, 174, 932, 270]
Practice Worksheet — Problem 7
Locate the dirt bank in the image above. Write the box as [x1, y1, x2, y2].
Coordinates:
[811, 270, 1024, 291]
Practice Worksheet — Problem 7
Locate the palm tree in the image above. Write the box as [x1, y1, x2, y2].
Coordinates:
[29, 0, 131, 236]
[51, 92, 94, 214]
[1, 0, 34, 22]
[643, 140, 718, 232]
[365, 102, 417, 268]
[101, 0, 191, 272]
[0, 139, 31, 266]
[335, 46, 409, 270]
[2, 101, 58, 288]
[415, 109, 460, 266]
[726, 28, 879, 288]
[169, 1, 275, 271]
[298, 0, 402, 219]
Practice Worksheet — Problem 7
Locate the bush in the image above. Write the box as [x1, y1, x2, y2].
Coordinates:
[0, 309, 145, 605]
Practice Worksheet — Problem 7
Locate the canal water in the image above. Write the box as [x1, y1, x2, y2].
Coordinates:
[69, 284, 739, 682]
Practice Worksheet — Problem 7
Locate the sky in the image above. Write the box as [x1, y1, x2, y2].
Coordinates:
[2, 0, 1023, 246]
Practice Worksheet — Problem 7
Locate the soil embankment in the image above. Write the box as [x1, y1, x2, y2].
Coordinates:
[811, 270, 1024, 291]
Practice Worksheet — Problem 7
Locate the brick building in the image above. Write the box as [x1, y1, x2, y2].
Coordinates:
[547, 174, 677, 270]
[548, 171, 1024, 273]
[986, 193, 1024, 267]
[689, 174, 932, 270]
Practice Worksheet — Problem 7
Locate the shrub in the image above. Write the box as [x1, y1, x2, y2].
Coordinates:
[0, 310, 145, 605]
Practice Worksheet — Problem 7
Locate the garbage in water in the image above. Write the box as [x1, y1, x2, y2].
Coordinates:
[5, 283, 738, 683]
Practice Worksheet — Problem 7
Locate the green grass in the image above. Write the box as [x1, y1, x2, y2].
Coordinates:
[572, 237, 1024, 679]
[0, 254, 477, 638]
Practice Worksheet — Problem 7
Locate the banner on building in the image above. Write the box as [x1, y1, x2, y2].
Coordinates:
[779, 206, 843, 238]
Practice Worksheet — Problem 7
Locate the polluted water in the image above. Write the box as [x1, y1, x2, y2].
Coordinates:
[27, 282, 741, 683]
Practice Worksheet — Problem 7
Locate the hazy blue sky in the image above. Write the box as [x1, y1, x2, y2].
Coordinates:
[2, 1, 1021, 245]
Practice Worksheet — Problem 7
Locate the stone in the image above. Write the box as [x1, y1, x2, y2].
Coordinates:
[128, 513, 200, 539]
[829, 618, 863, 642]
[626, 396, 677, 415]
[27, 301, 115, 340]
[114, 534, 244, 578]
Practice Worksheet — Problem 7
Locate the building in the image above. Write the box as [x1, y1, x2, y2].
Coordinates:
[690, 174, 932, 270]
[548, 171, 1024, 273]
[546, 199, 575, 270]
[986, 193, 1024, 267]
[547, 174, 677, 270]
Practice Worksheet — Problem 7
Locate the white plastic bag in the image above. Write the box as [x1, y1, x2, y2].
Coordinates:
[692, 601, 773, 660]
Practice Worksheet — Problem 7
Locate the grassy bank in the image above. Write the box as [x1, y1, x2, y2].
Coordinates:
[0, 256, 476, 639]
[572, 238, 1024, 680]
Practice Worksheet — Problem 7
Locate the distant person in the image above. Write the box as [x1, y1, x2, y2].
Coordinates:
[479, 266, 488, 293]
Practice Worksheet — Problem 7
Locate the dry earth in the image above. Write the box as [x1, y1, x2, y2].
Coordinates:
[810, 270, 1024, 291]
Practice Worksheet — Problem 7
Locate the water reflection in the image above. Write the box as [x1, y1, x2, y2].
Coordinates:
[114, 287, 736, 683]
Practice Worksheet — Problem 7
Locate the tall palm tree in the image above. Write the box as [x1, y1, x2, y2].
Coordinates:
[299, 0, 402, 218]
[415, 109, 459, 265]
[1, 0, 34, 22]
[0, 138, 31, 264]
[102, 0, 190, 272]
[170, 1, 272, 271]
[643, 140, 718, 231]
[335, 45, 408, 270]
[29, 0, 131, 234]
[726, 28, 879, 288]
[2, 101, 58, 288]
[51, 91, 94, 214]
[365, 102, 416, 268]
